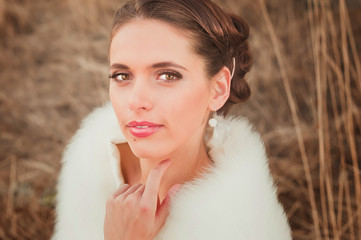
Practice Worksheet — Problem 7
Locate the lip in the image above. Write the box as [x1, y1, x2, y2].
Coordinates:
[127, 121, 163, 138]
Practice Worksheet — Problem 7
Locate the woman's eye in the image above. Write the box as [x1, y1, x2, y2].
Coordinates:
[110, 73, 131, 82]
[158, 71, 182, 81]
[161, 73, 176, 80]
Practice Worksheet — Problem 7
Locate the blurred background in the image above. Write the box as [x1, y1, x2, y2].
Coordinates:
[0, 0, 360, 239]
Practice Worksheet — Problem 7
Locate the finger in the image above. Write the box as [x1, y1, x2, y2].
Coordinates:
[155, 184, 182, 231]
[121, 183, 143, 199]
[141, 159, 171, 214]
[155, 194, 171, 232]
[112, 184, 131, 199]
[134, 184, 146, 196]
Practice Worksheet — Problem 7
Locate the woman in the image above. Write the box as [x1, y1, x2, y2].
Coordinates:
[52, 0, 292, 239]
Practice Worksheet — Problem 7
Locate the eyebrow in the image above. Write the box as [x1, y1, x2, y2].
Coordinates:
[152, 62, 188, 71]
[110, 61, 188, 71]
[110, 63, 129, 70]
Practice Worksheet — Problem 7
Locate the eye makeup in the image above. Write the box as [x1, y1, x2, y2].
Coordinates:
[156, 69, 183, 82]
[109, 72, 132, 82]
[109, 69, 183, 84]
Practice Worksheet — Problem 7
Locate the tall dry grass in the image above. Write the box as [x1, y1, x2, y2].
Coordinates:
[0, 0, 360, 239]
[252, 0, 361, 239]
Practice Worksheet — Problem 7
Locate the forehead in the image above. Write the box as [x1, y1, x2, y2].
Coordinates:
[109, 19, 199, 67]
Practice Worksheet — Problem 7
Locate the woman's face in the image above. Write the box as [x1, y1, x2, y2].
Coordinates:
[109, 19, 214, 159]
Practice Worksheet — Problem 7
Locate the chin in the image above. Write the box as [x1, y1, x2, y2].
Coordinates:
[128, 141, 170, 160]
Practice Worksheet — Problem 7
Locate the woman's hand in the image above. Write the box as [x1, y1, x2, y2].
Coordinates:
[104, 159, 180, 240]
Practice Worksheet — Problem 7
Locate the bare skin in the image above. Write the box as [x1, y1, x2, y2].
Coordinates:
[105, 19, 231, 240]
[117, 141, 213, 202]
[104, 159, 180, 240]
[104, 143, 213, 240]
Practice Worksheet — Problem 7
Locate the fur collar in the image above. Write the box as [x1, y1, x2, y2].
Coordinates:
[52, 102, 291, 240]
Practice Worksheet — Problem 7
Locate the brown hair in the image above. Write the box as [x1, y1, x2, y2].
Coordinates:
[110, 0, 252, 115]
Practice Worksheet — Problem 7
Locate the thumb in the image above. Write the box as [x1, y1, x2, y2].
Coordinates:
[155, 184, 182, 230]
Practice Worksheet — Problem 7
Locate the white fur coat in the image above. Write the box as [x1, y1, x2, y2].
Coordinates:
[52, 102, 292, 240]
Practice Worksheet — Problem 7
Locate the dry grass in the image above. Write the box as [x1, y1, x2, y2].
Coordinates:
[0, 0, 360, 239]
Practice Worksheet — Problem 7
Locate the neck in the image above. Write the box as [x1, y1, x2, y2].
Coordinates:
[138, 140, 212, 202]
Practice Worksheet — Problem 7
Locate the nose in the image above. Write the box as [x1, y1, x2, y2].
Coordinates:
[128, 78, 153, 112]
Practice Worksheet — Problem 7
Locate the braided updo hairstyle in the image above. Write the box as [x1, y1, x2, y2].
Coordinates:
[110, 0, 252, 115]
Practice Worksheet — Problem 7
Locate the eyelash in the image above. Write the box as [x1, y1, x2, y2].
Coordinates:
[156, 70, 182, 82]
[109, 72, 131, 82]
[109, 70, 183, 83]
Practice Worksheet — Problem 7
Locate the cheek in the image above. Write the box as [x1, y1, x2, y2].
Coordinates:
[109, 83, 127, 125]
[109, 85, 119, 112]
[165, 83, 210, 129]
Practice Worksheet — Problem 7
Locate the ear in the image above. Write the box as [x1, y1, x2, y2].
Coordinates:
[208, 66, 231, 111]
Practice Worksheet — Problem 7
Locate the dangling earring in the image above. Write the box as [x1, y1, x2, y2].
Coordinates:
[208, 111, 217, 128]
[208, 58, 234, 128]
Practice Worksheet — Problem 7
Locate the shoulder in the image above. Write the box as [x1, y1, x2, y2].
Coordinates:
[62, 102, 123, 163]
[58, 102, 123, 182]
[158, 115, 292, 239]
[71, 102, 121, 143]
[207, 115, 268, 174]
[52, 102, 123, 240]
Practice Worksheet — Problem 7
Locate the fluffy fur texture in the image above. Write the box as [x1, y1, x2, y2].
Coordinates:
[52, 102, 292, 239]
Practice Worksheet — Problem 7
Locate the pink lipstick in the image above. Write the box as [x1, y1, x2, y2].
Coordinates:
[127, 121, 163, 138]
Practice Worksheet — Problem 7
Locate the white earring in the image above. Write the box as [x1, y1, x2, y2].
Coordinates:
[208, 111, 217, 128]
